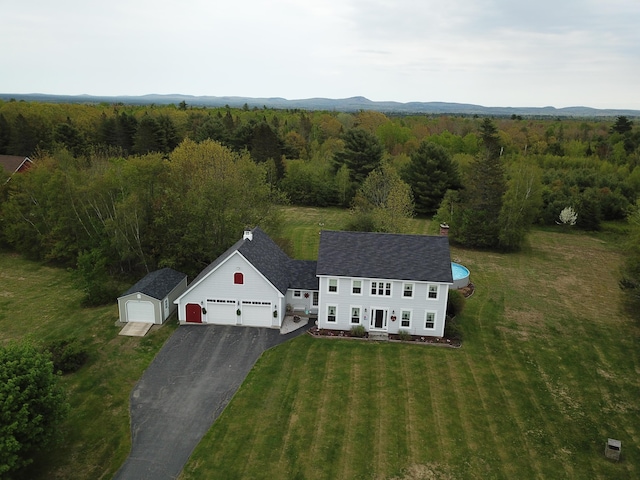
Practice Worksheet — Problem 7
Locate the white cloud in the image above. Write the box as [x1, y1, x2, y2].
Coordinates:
[1, 0, 639, 108]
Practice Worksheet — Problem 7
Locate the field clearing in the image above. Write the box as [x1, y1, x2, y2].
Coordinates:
[1, 206, 639, 479]
[181, 208, 640, 479]
[0, 252, 176, 479]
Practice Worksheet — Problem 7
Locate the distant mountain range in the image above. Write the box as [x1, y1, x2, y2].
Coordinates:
[1, 93, 639, 118]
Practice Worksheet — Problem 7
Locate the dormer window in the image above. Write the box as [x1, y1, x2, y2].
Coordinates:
[234, 272, 244, 284]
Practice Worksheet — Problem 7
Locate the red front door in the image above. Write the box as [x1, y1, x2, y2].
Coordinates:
[186, 303, 202, 323]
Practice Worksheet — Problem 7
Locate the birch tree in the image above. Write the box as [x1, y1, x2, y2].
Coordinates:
[498, 160, 543, 250]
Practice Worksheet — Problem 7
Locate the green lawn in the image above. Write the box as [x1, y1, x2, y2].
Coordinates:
[0, 252, 176, 479]
[181, 209, 640, 479]
[2, 208, 639, 479]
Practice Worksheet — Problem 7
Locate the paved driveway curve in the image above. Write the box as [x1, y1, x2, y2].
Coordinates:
[114, 325, 307, 480]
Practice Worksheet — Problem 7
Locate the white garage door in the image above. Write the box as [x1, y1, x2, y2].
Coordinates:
[241, 301, 272, 327]
[126, 300, 155, 323]
[206, 299, 237, 325]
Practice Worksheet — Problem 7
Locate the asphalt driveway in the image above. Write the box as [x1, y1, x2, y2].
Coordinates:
[114, 325, 307, 480]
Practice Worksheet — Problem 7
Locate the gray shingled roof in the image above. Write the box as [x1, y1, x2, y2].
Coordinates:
[237, 228, 292, 294]
[288, 260, 319, 290]
[122, 267, 187, 300]
[316, 230, 453, 283]
[187, 227, 294, 295]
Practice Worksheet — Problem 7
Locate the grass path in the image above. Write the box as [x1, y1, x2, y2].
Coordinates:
[0, 252, 176, 480]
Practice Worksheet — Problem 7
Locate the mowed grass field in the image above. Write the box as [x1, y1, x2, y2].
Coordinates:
[1, 207, 639, 479]
[0, 253, 176, 479]
[181, 207, 640, 479]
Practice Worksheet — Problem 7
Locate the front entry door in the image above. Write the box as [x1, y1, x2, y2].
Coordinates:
[373, 309, 386, 329]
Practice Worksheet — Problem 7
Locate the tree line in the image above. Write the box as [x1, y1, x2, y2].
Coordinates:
[1, 100, 639, 315]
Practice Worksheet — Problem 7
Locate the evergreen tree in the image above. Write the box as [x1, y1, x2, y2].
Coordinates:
[333, 128, 383, 184]
[133, 115, 164, 155]
[575, 187, 602, 231]
[8, 113, 46, 155]
[611, 116, 633, 135]
[53, 121, 88, 157]
[404, 140, 461, 215]
[115, 112, 138, 154]
[0, 113, 11, 154]
[97, 113, 118, 147]
[452, 120, 506, 248]
[157, 115, 180, 153]
[479, 117, 501, 157]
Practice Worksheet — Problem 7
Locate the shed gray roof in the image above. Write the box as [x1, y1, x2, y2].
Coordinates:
[288, 260, 319, 290]
[316, 230, 453, 283]
[122, 267, 187, 300]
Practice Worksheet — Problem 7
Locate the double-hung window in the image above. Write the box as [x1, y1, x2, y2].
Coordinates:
[403, 283, 414, 298]
[327, 305, 337, 323]
[400, 310, 411, 328]
[428, 285, 438, 299]
[371, 281, 391, 296]
[352, 280, 362, 295]
[328, 278, 338, 293]
[425, 312, 436, 329]
[350, 306, 361, 324]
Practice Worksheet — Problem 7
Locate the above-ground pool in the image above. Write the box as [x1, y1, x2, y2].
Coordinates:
[451, 262, 470, 289]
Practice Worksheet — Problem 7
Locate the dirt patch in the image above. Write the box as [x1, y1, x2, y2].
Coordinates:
[504, 308, 544, 327]
[386, 463, 457, 480]
[457, 283, 475, 298]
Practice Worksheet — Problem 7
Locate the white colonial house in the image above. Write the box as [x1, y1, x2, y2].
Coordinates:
[315, 230, 453, 337]
[176, 227, 453, 337]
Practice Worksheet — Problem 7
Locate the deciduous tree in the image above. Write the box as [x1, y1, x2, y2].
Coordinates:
[156, 139, 283, 276]
[349, 163, 414, 233]
[498, 160, 543, 250]
[0, 342, 69, 476]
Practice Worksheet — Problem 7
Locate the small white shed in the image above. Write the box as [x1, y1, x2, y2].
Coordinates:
[118, 268, 187, 324]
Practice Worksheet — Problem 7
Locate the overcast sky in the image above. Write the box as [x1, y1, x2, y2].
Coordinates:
[2, 0, 639, 109]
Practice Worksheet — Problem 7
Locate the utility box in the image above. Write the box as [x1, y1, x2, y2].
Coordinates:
[605, 438, 621, 461]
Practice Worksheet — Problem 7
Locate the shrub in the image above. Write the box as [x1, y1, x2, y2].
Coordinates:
[0, 342, 69, 476]
[397, 330, 412, 341]
[447, 289, 466, 317]
[444, 318, 463, 342]
[350, 325, 366, 337]
[44, 339, 89, 374]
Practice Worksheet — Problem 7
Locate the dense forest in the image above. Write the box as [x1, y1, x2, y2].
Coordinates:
[1, 99, 639, 314]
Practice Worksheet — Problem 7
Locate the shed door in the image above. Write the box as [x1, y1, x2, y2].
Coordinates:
[126, 300, 155, 323]
[241, 302, 272, 327]
[185, 303, 202, 323]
